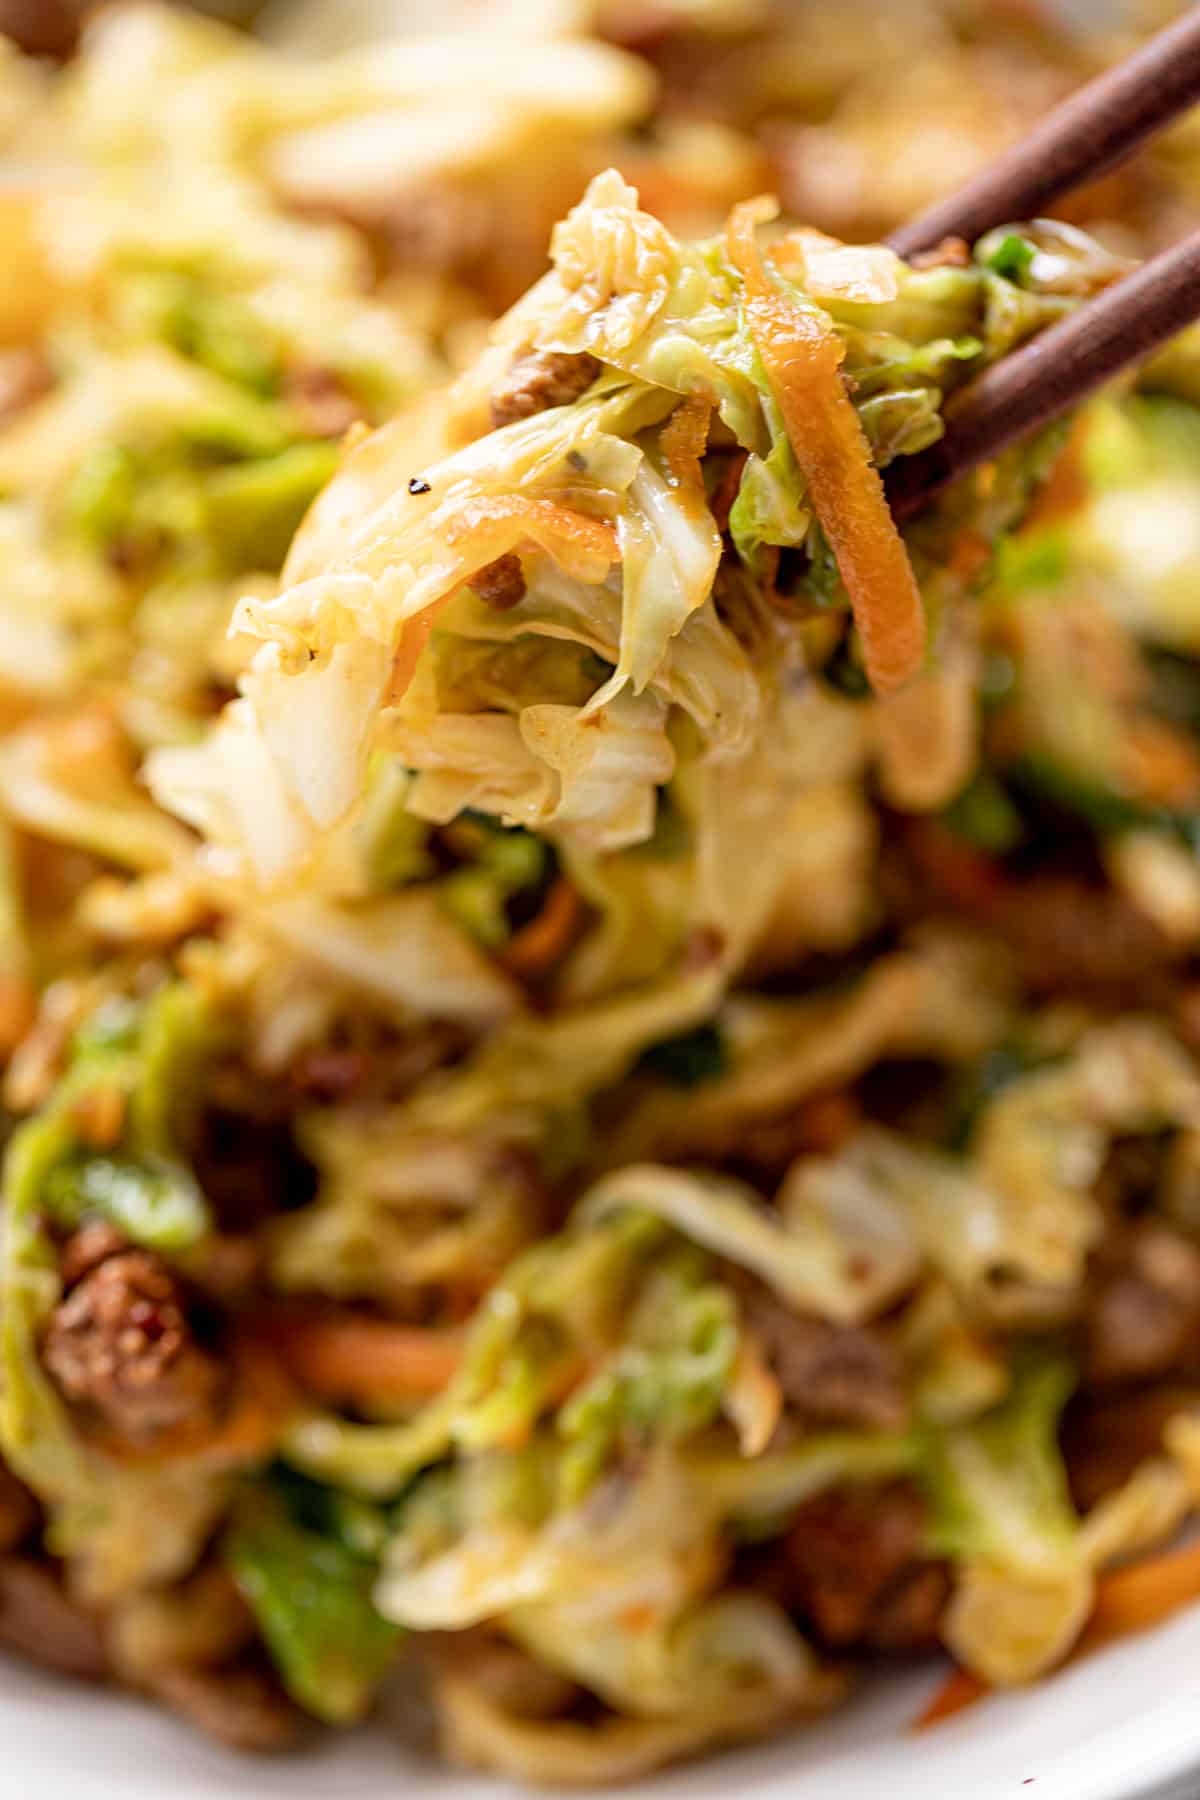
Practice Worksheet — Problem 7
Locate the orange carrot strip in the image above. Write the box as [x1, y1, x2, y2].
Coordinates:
[725, 1329, 783, 1458]
[500, 878, 585, 978]
[914, 1666, 989, 1731]
[790, 1089, 862, 1155]
[1121, 717, 1200, 810]
[269, 1311, 463, 1405]
[391, 495, 620, 706]
[727, 201, 926, 696]
[445, 495, 619, 575]
[1022, 411, 1090, 529]
[389, 599, 447, 704]
[493, 1352, 589, 1452]
[948, 529, 993, 583]
[194, 1341, 300, 1468]
[1080, 1537, 1200, 1654]
[0, 973, 35, 1059]
[661, 392, 714, 490]
[916, 1537, 1200, 1733]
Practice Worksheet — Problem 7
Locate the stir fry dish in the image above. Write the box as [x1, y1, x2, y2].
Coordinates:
[5, 0, 1200, 1785]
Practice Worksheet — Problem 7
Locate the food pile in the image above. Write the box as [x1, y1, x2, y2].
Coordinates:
[3, 0, 1200, 1784]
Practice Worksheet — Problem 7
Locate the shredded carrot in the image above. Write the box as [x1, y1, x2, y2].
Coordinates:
[391, 493, 617, 706]
[493, 1352, 590, 1452]
[914, 1666, 989, 1731]
[1121, 716, 1200, 809]
[500, 878, 585, 979]
[916, 1537, 1200, 1733]
[195, 1341, 300, 1468]
[0, 191, 64, 346]
[1022, 412, 1090, 528]
[726, 200, 926, 696]
[661, 392, 714, 490]
[0, 973, 36, 1059]
[1080, 1537, 1200, 1654]
[619, 1604, 660, 1633]
[389, 600, 446, 704]
[446, 495, 620, 576]
[69, 1084, 126, 1151]
[709, 450, 749, 533]
[948, 529, 993, 584]
[790, 1088, 862, 1154]
[268, 1310, 463, 1404]
[725, 1329, 783, 1458]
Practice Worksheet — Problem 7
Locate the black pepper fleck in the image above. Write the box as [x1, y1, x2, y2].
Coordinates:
[566, 450, 588, 472]
[408, 477, 432, 496]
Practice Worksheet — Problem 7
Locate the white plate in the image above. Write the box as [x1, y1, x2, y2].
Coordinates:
[2, 1602, 1198, 1800]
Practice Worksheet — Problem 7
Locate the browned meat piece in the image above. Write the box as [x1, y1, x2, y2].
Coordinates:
[0, 1465, 37, 1555]
[1174, 982, 1200, 1056]
[184, 1234, 263, 1307]
[744, 1285, 909, 1431]
[282, 366, 361, 440]
[725, 1089, 864, 1187]
[42, 1251, 226, 1445]
[893, 820, 1181, 1001]
[59, 1220, 128, 1291]
[867, 1563, 953, 1652]
[287, 1046, 372, 1103]
[490, 349, 601, 429]
[383, 185, 492, 286]
[432, 1630, 580, 1720]
[0, 1557, 108, 1678]
[287, 1025, 466, 1106]
[0, 0, 81, 57]
[680, 924, 727, 973]
[1084, 1224, 1200, 1387]
[909, 237, 972, 270]
[471, 553, 527, 612]
[1063, 1386, 1198, 1511]
[110, 1564, 256, 1682]
[190, 1101, 317, 1230]
[778, 1483, 948, 1652]
[996, 876, 1180, 999]
[151, 1658, 306, 1753]
[1093, 1136, 1169, 1220]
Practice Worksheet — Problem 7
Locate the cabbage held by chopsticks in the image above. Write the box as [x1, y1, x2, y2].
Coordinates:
[150, 175, 1110, 890]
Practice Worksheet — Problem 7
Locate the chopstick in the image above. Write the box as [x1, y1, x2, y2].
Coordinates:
[887, 5, 1200, 259]
[886, 225, 1200, 523]
[877, 6, 1200, 520]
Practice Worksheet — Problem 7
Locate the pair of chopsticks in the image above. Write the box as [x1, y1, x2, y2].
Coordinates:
[883, 5, 1200, 523]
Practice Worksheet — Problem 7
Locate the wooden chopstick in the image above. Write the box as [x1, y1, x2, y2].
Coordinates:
[886, 224, 1200, 522]
[877, 8, 1200, 519]
[888, 5, 1200, 260]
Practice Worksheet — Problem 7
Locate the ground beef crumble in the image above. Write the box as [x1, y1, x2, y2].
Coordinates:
[743, 1283, 909, 1432]
[747, 1481, 949, 1653]
[149, 1656, 306, 1753]
[42, 1249, 227, 1444]
[471, 552, 527, 611]
[490, 348, 601, 429]
[1083, 1222, 1200, 1387]
[0, 1557, 109, 1678]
